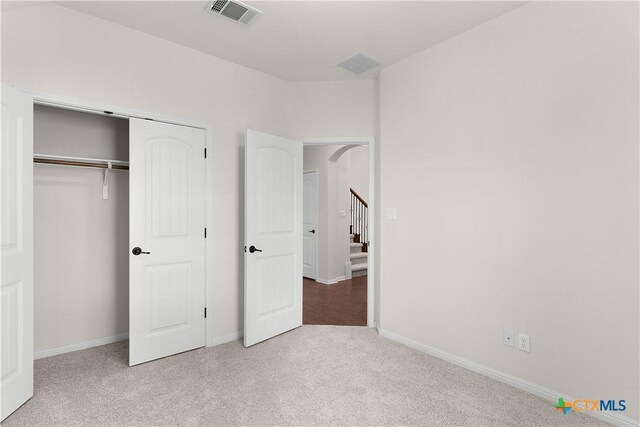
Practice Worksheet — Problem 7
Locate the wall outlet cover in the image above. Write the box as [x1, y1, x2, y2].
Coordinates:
[503, 329, 514, 347]
[518, 333, 530, 352]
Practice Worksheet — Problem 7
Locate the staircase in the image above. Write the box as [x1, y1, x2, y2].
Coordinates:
[350, 188, 368, 277]
[350, 235, 368, 277]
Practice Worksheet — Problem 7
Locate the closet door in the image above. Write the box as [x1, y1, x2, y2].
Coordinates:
[129, 119, 206, 366]
[1, 84, 34, 421]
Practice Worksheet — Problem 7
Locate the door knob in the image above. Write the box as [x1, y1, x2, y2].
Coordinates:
[132, 247, 150, 256]
[310, 229, 316, 234]
[249, 245, 262, 253]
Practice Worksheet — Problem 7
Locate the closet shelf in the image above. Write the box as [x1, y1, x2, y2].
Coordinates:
[33, 154, 129, 170]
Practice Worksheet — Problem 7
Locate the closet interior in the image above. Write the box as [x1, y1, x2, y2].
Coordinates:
[33, 104, 130, 358]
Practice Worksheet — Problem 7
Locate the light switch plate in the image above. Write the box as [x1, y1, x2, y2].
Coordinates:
[385, 208, 397, 220]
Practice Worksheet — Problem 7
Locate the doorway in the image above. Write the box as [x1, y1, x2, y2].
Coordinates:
[243, 132, 375, 348]
[301, 141, 371, 327]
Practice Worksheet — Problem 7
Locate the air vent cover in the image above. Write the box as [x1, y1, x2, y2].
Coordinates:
[337, 53, 380, 75]
[207, 0, 262, 26]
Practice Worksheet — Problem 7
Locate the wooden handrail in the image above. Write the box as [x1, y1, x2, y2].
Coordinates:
[350, 188, 368, 208]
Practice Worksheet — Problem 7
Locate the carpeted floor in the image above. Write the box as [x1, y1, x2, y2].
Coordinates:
[4, 326, 606, 426]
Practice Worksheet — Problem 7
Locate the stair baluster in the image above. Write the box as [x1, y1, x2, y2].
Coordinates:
[349, 188, 368, 253]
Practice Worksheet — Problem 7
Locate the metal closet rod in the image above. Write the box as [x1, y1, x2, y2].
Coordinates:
[33, 154, 129, 170]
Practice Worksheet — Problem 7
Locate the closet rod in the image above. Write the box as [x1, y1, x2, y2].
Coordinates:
[33, 154, 129, 170]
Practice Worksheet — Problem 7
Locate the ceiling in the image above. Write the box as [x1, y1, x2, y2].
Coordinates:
[12, 1, 525, 82]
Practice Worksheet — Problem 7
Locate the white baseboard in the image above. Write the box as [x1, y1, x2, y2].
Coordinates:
[209, 331, 243, 347]
[316, 275, 347, 285]
[34, 332, 129, 360]
[377, 328, 639, 427]
[345, 262, 353, 280]
[35, 330, 243, 359]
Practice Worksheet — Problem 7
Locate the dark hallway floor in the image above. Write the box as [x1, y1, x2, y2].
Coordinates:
[303, 276, 367, 326]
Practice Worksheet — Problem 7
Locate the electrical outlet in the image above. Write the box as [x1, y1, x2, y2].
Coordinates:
[518, 333, 530, 352]
[503, 329, 514, 347]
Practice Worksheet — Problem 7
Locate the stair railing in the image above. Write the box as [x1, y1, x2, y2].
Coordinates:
[350, 188, 368, 253]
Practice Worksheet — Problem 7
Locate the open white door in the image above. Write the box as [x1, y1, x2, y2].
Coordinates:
[129, 118, 206, 366]
[303, 171, 318, 279]
[244, 129, 302, 347]
[1, 84, 33, 421]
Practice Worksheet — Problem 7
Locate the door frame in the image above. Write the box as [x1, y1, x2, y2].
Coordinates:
[302, 169, 319, 280]
[23, 89, 216, 347]
[299, 137, 375, 328]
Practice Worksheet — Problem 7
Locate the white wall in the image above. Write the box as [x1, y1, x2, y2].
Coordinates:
[349, 145, 369, 200]
[33, 105, 129, 353]
[379, 1, 639, 421]
[1, 3, 377, 344]
[289, 81, 377, 138]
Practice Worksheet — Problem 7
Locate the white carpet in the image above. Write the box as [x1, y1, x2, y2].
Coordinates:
[3, 326, 607, 426]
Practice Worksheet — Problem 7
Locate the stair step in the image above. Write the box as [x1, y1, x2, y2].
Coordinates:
[352, 269, 367, 277]
[350, 252, 367, 261]
[352, 263, 368, 272]
[350, 242, 363, 248]
[350, 242, 363, 254]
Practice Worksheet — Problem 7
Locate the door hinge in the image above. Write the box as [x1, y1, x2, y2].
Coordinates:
[204, 147, 207, 158]
[204, 227, 207, 238]
[204, 307, 207, 318]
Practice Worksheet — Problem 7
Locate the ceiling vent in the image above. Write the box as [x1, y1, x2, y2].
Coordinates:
[207, 0, 262, 26]
[337, 53, 380, 75]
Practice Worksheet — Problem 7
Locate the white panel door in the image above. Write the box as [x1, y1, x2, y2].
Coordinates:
[244, 129, 302, 347]
[302, 171, 318, 279]
[129, 118, 206, 366]
[1, 84, 33, 421]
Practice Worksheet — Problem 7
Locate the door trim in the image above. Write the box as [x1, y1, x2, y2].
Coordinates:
[25, 89, 216, 348]
[298, 137, 376, 328]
